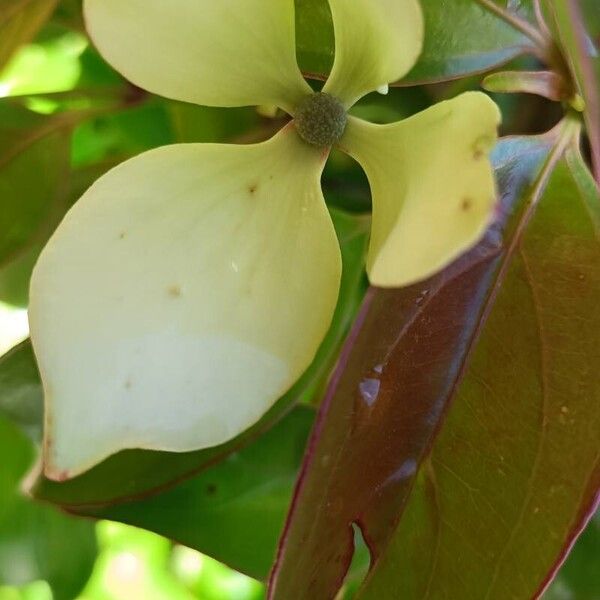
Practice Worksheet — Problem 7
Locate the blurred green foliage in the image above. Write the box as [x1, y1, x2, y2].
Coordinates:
[0, 521, 265, 600]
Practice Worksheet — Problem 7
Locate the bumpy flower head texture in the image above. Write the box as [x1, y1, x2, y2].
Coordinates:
[29, 0, 501, 480]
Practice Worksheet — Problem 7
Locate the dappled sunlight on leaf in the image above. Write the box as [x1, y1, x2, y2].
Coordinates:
[0, 31, 87, 101]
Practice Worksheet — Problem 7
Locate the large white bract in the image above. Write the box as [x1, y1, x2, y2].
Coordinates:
[29, 0, 501, 479]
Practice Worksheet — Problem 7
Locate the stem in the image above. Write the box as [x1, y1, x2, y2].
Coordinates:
[475, 0, 549, 49]
[0, 0, 38, 26]
[533, 0, 553, 38]
[10, 86, 128, 102]
[501, 116, 580, 276]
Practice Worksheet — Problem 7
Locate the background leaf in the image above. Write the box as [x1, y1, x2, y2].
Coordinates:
[581, 0, 600, 40]
[0, 98, 142, 307]
[69, 406, 314, 583]
[0, 100, 71, 271]
[0, 154, 121, 308]
[544, 511, 600, 600]
[295, 0, 540, 85]
[403, 0, 539, 85]
[0, 414, 96, 599]
[0, 340, 42, 441]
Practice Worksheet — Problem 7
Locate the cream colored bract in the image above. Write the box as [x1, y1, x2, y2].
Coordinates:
[29, 0, 501, 479]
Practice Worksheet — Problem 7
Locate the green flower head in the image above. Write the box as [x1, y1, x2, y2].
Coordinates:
[29, 0, 501, 479]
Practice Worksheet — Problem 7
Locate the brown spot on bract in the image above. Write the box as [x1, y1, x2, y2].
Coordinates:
[461, 198, 473, 212]
[168, 285, 182, 298]
[473, 135, 492, 160]
[248, 183, 259, 194]
[119, 232, 127, 240]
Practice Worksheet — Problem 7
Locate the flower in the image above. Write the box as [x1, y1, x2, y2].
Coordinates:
[29, 0, 501, 480]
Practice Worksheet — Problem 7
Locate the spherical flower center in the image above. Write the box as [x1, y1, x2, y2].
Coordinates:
[294, 92, 348, 148]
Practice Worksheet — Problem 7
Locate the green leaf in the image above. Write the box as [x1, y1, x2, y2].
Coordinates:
[0, 100, 71, 272]
[269, 129, 600, 599]
[581, 0, 600, 40]
[404, 0, 538, 85]
[295, 0, 334, 78]
[71, 101, 173, 168]
[167, 102, 261, 144]
[294, 0, 539, 85]
[0, 341, 42, 441]
[26, 208, 368, 505]
[0, 244, 39, 308]
[544, 511, 600, 600]
[51, 0, 85, 33]
[0, 155, 122, 307]
[0, 0, 58, 71]
[0, 161, 126, 309]
[0, 415, 96, 599]
[73, 407, 314, 582]
[0, 100, 163, 308]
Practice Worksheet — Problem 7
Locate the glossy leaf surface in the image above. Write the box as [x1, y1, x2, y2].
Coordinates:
[25, 208, 368, 504]
[403, 0, 537, 85]
[270, 133, 600, 599]
[69, 406, 314, 582]
[0, 415, 96, 599]
[295, 0, 537, 85]
[269, 134, 553, 599]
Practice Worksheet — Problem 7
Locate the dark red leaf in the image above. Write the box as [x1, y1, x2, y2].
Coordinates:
[268, 129, 594, 599]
